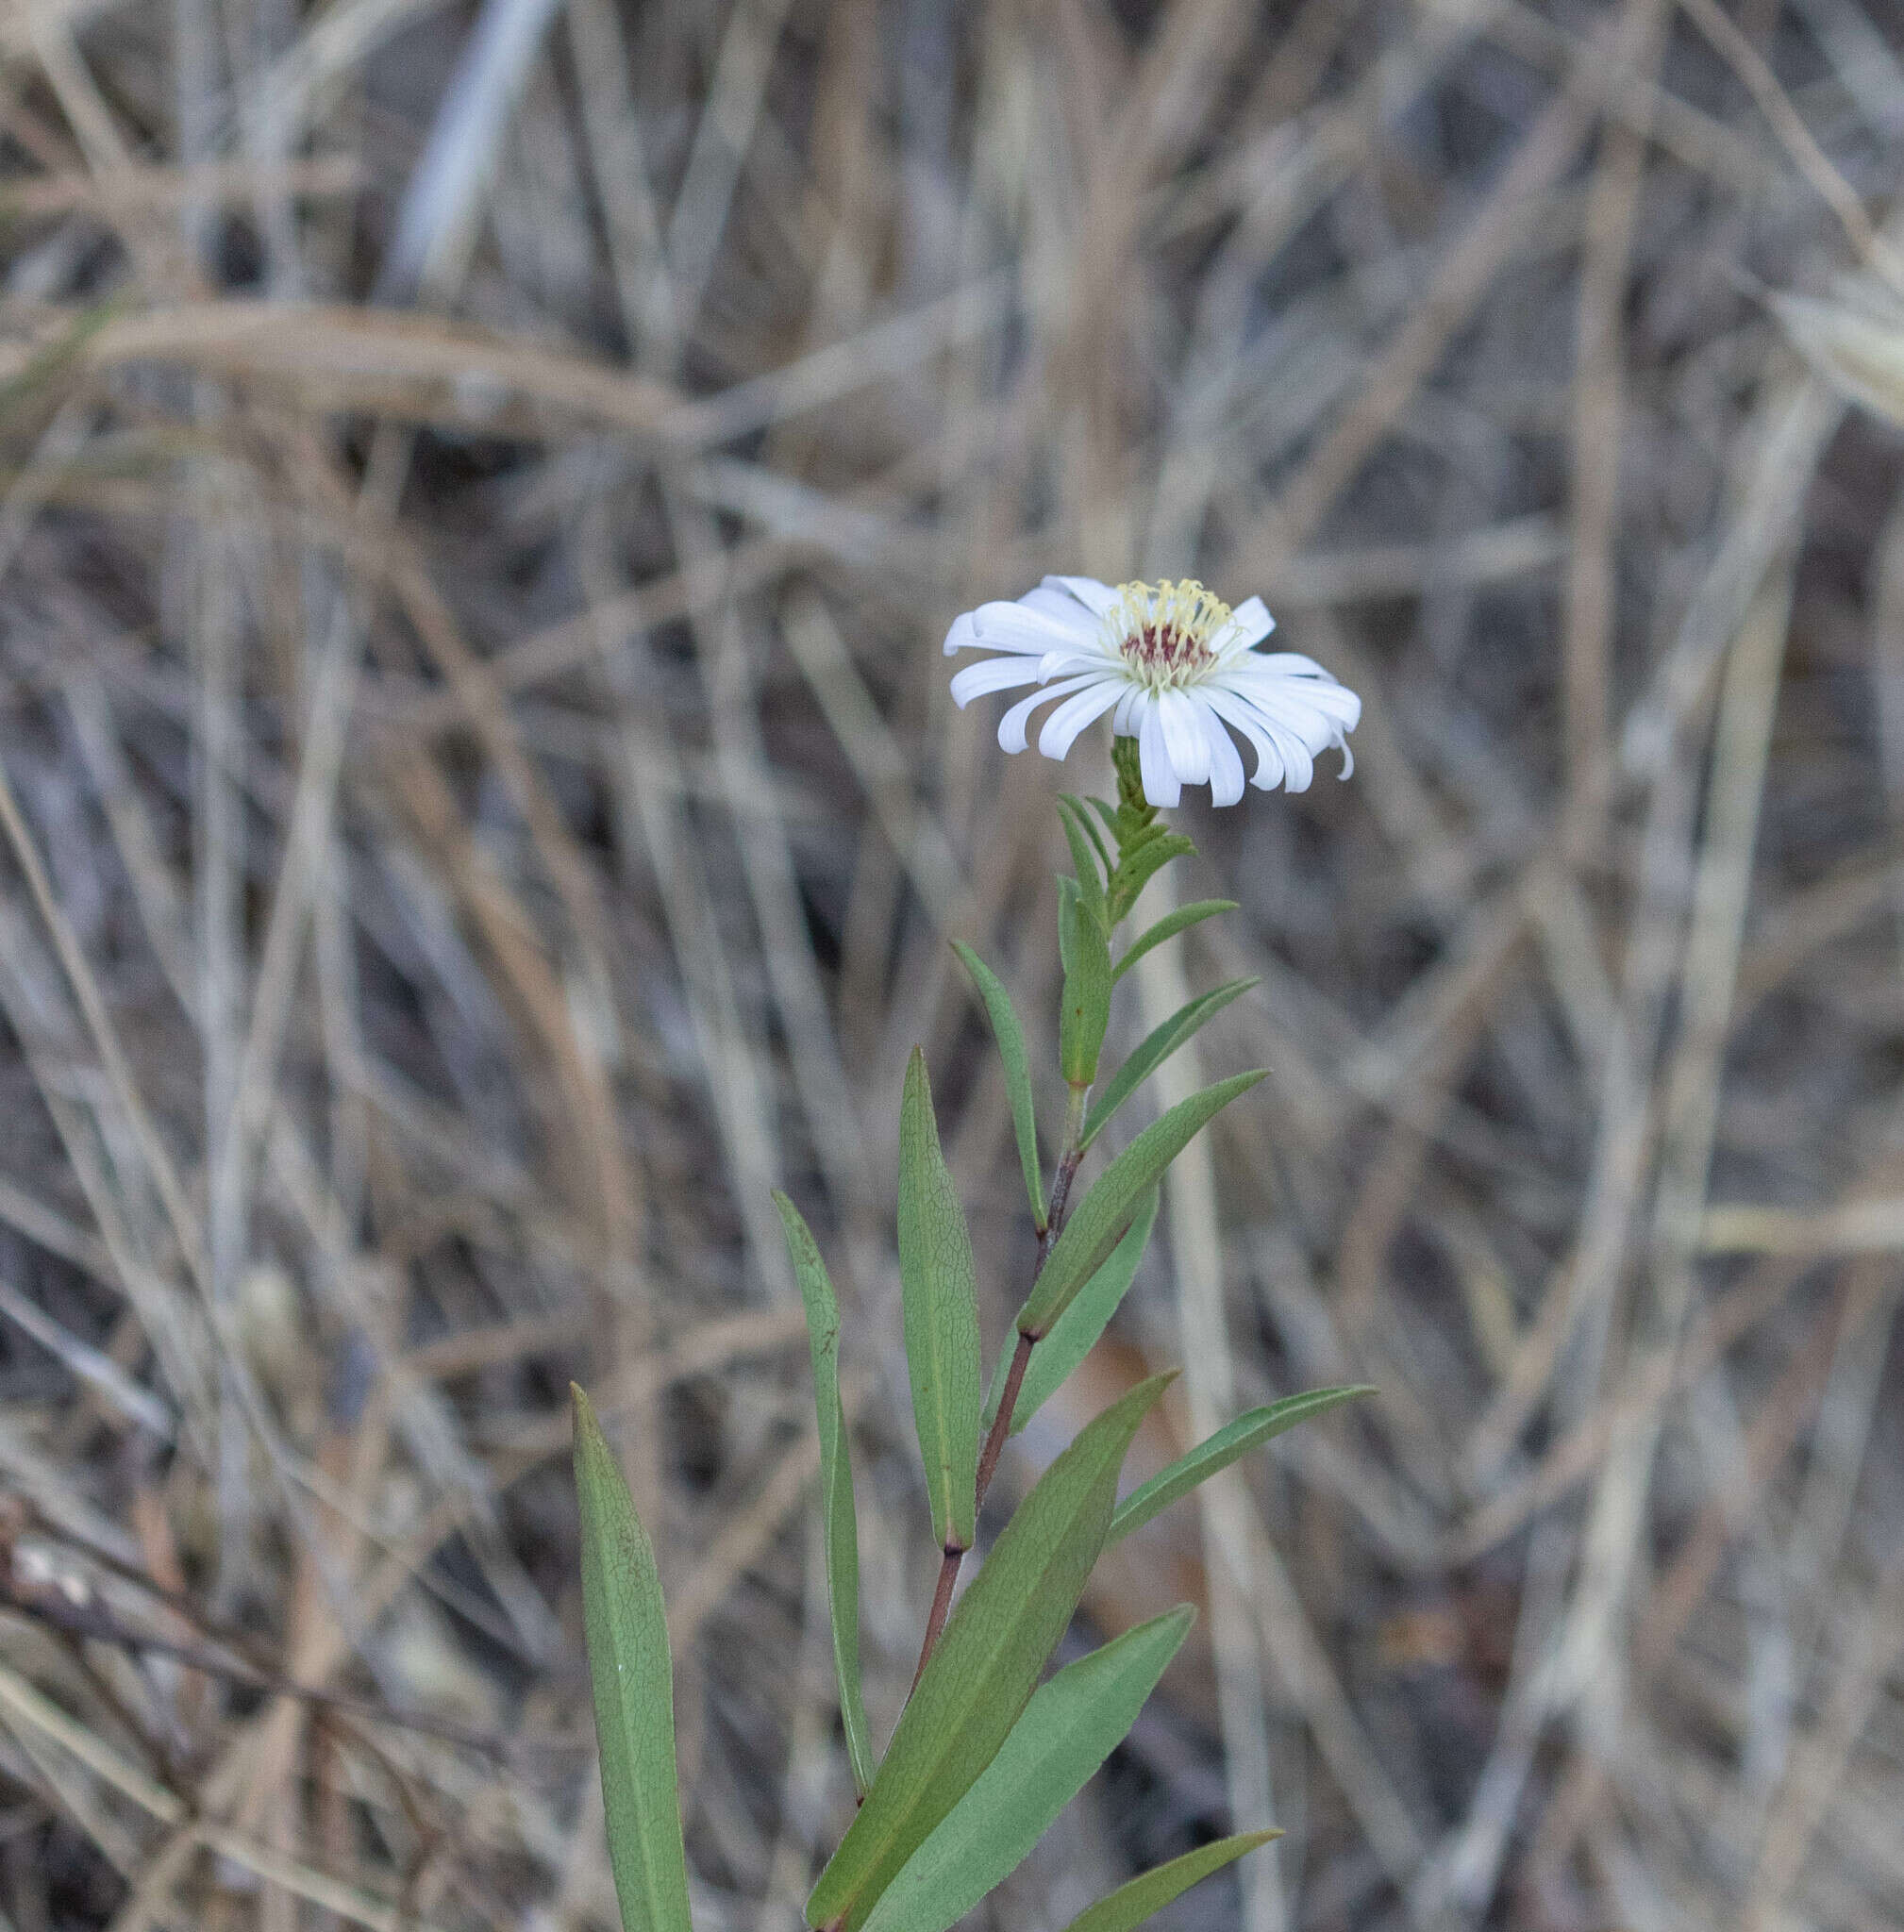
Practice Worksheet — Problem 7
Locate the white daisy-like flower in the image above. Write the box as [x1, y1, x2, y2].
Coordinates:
[944, 575, 1361, 808]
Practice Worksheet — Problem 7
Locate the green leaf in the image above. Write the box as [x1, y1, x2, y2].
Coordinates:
[1058, 795, 1111, 925]
[1111, 900, 1238, 984]
[981, 1189, 1158, 1436]
[1057, 1832, 1281, 1932]
[1079, 978, 1259, 1152]
[1018, 1071, 1266, 1339]
[805, 1374, 1176, 1932]
[897, 1048, 984, 1554]
[772, 1193, 875, 1797]
[1106, 832, 1194, 927]
[859, 1608, 1195, 1932]
[951, 943, 1046, 1233]
[572, 1387, 694, 1932]
[1106, 1387, 1376, 1546]
[1058, 877, 1113, 1090]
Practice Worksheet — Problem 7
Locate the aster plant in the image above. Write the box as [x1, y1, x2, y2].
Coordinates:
[572, 578, 1368, 1932]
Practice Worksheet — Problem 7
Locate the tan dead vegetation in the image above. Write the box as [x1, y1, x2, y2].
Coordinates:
[0, 2, 1901, 1930]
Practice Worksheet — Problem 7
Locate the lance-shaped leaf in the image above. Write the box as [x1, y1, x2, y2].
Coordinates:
[1111, 900, 1237, 985]
[1018, 1071, 1266, 1340]
[859, 1607, 1195, 1932]
[573, 1387, 694, 1932]
[982, 1189, 1158, 1437]
[805, 1374, 1175, 1932]
[1079, 978, 1259, 1152]
[772, 1192, 875, 1796]
[951, 943, 1045, 1232]
[1058, 877, 1113, 1090]
[1106, 830, 1194, 927]
[1057, 796, 1110, 926]
[1058, 1832, 1281, 1932]
[897, 1048, 984, 1553]
[1106, 1387, 1375, 1547]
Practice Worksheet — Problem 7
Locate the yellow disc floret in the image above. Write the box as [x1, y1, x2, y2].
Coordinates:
[1106, 578, 1232, 690]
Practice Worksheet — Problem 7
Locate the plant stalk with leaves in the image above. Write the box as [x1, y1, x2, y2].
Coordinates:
[573, 727, 1369, 1932]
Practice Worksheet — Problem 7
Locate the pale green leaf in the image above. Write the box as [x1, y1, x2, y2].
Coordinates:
[1105, 830, 1194, 928]
[1107, 1387, 1376, 1546]
[981, 1189, 1158, 1436]
[804, 1374, 1175, 1932]
[951, 943, 1046, 1232]
[772, 1192, 875, 1796]
[573, 1387, 694, 1932]
[1018, 1071, 1265, 1339]
[1111, 900, 1238, 985]
[1079, 978, 1259, 1151]
[1058, 877, 1113, 1090]
[1057, 796, 1109, 926]
[897, 1048, 984, 1553]
[1058, 1832, 1281, 1932]
[859, 1608, 1194, 1932]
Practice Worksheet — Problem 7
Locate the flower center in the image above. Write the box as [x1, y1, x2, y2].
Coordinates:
[1107, 578, 1231, 690]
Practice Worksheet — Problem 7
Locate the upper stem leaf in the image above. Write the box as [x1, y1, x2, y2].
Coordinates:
[1018, 1071, 1266, 1339]
[1057, 877, 1113, 1090]
[1057, 1832, 1282, 1932]
[772, 1192, 876, 1795]
[981, 1188, 1159, 1437]
[1079, 977, 1259, 1152]
[1106, 1387, 1375, 1546]
[950, 942, 1046, 1232]
[897, 1047, 983, 1554]
[1111, 900, 1238, 984]
[572, 1387, 695, 1932]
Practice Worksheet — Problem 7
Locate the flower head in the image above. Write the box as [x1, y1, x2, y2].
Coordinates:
[944, 575, 1361, 808]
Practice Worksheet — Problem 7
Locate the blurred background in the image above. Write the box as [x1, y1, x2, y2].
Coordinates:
[2, 1, 1903, 1928]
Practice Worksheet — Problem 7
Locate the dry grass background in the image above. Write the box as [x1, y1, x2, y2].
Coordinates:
[0, 0, 1902, 1928]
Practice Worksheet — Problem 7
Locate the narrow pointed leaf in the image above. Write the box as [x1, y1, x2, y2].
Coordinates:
[860, 1608, 1195, 1932]
[1058, 795, 1110, 924]
[772, 1192, 875, 1796]
[897, 1048, 983, 1553]
[573, 1387, 694, 1932]
[1058, 1832, 1281, 1932]
[805, 1374, 1176, 1932]
[1058, 877, 1113, 1090]
[982, 1189, 1158, 1436]
[1112, 900, 1238, 985]
[1019, 1071, 1266, 1339]
[1106, 1387, 1376, 1546]
[1079, 978, 1259, 1152]
[1106, 831, 1194, 927]
[951, 943, 1046, 1232]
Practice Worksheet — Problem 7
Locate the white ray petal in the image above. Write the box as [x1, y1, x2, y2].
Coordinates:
[996, 673, 1104, 753]
[1196, 696, 1246, 807]
[970, 600, 1098, 655]
[1198, 686, 1287, 791]
[950, 656, 1045, 706]
[1157, 687, 1211, 786]
[1037, 675, 1127, 759]
[1138, 699, 1181, 807]
[1210, 595, 1276, 659]
[1040, 575, 1120, 615]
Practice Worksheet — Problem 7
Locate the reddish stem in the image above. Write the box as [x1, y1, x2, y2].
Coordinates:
[909, 1545, 964, 1694]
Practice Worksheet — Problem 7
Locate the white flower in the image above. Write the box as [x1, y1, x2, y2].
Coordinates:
[943, 575, 1361, 808]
